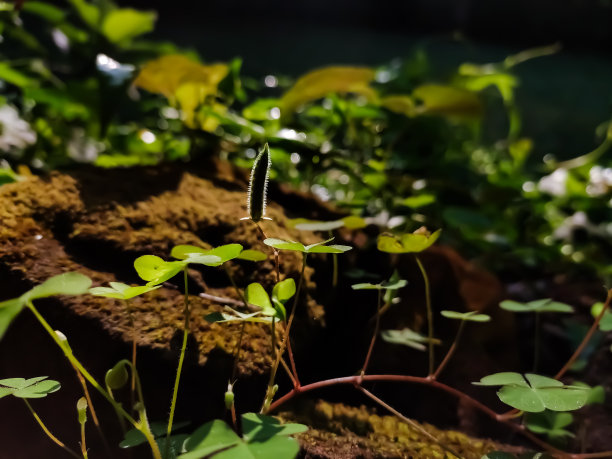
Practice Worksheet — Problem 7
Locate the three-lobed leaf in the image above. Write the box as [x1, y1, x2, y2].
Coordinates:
[180, 414, 306, 459]
[380, 328, 438, 352]
[441, 310, 491, 322]
[500, 299, 574, 314]
[89, 282, 160, 300]
[0, 377, 60, 399]
[474, 372, 589, 412]
[0, 272, 92, 340]
[134, 255, 186, 286]
[351, 279, 407, 291]
[377, 229, 441, 254]
[264, 237, 351, 254]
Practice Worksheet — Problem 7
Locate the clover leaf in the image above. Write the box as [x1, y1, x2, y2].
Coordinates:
[292, 216, 366, 232]
[0, 272, 92, 340]
[245, 283, 275, 316]
[0, 377, 60, 399]
[264, 237, 351, 254]
[500, 299, 574, 314]
[440, 310, 491, 322]
[525, 411, 575, 440]
[134, 255, 186, 286]
[351, 279, 407, 290]
[237, 250, 267, 262]
[89, 282, 161, 300]
[380, 328, 439, 351]
[473, 372, 589, 412]
[377, 228, 441, 254]
[172, 244, 243, 267]
[180, 414, 306, 459]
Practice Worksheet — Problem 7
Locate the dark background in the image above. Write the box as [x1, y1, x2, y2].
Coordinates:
[122, 0, 612, 158]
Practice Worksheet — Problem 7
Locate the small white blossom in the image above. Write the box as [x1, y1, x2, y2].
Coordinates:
[67, 128, 103, 163]
[0, 105, 37, 152]
[538, 168, 568, 197]
[587, 165, 612, 197]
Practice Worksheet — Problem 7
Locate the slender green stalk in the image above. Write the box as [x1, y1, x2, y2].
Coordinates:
[432, 319, 466, 380]
[414, 255, 434, 375]
[125, 299, 138, 410]
[23, 399, 81, 459]
[261, 254, 307, 413]
[26, 302, 162, 459]
[80, 420, 88, 459]
[165, 267, 191, 456]
[328, 230, 338, 287]
[360, 289, 383, 379]
[105, 385, 127, 433]
[70, 362, 113, 458]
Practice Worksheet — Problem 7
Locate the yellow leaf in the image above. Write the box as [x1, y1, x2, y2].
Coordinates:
[280, 66, 377, 115]
[381, 95, 415, 116]
[134, 55, 228, 99]
[412, 84, 483, 119]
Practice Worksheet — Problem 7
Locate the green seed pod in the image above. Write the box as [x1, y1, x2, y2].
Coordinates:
[105, 361, 129, 390]
[247, 143, 271, 222]
[224, 381, 235, 409]
[77, 397, 88, 425]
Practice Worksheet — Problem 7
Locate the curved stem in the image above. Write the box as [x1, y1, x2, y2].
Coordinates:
[80, 418, 88, 459]
[360, 289, 383, 379]
[125, 299, 137, 411]
[555, 289, 612, 380]
[415, 255, 434, 375]
[432, 319, 466, 380]
[262, 253, 307, 412]
[23, 399, 81, 459]
[71, 365, 113, 458]
[166, 268, 191, 455]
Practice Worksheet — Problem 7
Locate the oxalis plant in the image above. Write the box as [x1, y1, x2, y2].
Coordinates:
[1, 143, 612, 458]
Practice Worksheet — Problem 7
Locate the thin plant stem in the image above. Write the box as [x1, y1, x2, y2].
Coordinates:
[80, 419, 88, 459]
[23, 399, 81, 459]
[224, 265, 247, 306]
[255, 222, 280, 282]
[355, 386, 461, 458]
[26, 304, 161, 459]
[555, 289, 612, 380]
[106, 385, 127, 433]
[70, 364, 113, 458]
[232, 322, 246, 381]
[432, 319, 466, 380]
[166, 268, 191, 455]
[360, 289, 383, 379]
[261, 253, 307, 412]
[125, 299, 138, 410]
[280, 357, 298, 387]
[533, 312, 541, 372]
[328, 230, 338, 287]
[415, 255, 434, 375]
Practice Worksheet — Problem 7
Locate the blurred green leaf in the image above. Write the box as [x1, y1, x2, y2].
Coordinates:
[377, 229, 441, 254]
[281, 66, 377, 115]
[101, 8, 157, 45]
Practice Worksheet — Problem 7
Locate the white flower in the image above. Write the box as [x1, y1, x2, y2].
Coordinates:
[587, 165, 612, 197]
[67, 128, 103, 163]
[538, 168, 568, 197]
[0, 105, 37, 152]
